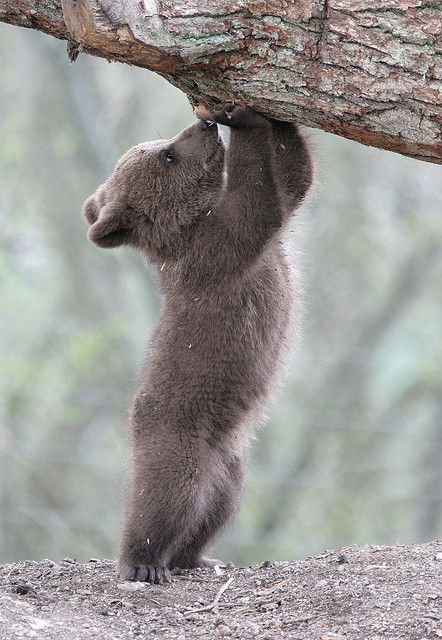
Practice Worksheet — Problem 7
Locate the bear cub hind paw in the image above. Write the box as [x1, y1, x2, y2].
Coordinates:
[118, 562, 171, 585]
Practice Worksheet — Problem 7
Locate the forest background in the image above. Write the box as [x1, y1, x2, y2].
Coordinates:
[1, 22, 441, 566]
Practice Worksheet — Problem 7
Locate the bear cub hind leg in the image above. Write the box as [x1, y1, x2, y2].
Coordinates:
[169, 456, 244, 569]
[117, 429, 203, 584]
[117, 427, 243, 583]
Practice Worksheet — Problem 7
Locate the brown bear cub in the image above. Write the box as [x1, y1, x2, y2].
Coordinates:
[82, 105, 312, 584]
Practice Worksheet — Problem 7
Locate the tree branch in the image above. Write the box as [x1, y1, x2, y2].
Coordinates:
[1, 0, 441, 163]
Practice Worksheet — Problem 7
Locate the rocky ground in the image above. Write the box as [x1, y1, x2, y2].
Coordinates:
[0, 541, 441, 639]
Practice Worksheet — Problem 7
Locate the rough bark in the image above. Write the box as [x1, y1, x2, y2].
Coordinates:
[0, 1, 441, 163]
[1, 542, 442, 639]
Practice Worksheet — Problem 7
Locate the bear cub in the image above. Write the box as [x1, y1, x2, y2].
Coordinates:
[82, 105, 312, 584]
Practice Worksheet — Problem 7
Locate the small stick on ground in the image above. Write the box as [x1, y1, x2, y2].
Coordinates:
[184, 576, 234, 615]
[256, 578, 289, 597]
[3, 567, 17, 582]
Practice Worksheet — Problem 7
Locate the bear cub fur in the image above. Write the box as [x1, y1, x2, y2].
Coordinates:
[82, 105, 312, 584]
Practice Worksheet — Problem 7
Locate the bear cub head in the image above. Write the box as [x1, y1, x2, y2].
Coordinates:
[82, 120, 224, 260]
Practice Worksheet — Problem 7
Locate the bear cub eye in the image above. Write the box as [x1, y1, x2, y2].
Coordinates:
[163, 151, 175, 166]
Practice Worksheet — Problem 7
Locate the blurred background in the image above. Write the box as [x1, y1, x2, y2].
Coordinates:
[1, 23, 441, 566]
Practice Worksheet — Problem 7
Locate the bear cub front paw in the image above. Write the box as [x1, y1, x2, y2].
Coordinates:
[212, 104, 270, 130]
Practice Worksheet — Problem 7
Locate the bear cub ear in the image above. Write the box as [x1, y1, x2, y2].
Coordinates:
[86, 199, 134, 249]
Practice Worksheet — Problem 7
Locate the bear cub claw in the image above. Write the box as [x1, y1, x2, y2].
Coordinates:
[118, 563, 171, 585]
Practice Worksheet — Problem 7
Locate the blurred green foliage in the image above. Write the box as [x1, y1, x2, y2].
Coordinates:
[0, 23, 441, 566]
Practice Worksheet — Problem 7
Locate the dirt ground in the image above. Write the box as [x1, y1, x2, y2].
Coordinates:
[0, 541, 441, 639]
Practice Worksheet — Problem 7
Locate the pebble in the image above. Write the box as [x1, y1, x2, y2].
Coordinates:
[248, 623, 260, 636]
[337, 554, 348, 564]
[184, 614, 199, 622]
[39, 559, 55, 567]
[15, 584, 31, 595]
[217, 625, 232, 637]
[315, 579, 329, 590]
[260, 560, 272, 569]
[117, 582, 146, 592]
[272, 560, 290, 568]
[29, 618, 50, 631]
[435, 552, 442, 561]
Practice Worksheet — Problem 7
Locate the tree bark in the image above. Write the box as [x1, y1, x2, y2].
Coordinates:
[1, 0, 441, 163]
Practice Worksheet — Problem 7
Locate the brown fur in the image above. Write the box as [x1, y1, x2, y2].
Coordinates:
[82, 106, 312, 584]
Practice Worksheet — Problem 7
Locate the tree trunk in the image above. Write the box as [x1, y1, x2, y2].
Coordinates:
[0, 0, 441, 163]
